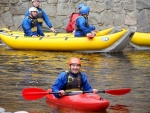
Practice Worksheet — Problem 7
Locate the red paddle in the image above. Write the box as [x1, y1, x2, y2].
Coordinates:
[22, 88, 131, 101]
[84, 88, 131, 95]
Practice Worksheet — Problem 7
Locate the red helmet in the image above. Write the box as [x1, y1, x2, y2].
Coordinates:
[69, 58, 81, 66]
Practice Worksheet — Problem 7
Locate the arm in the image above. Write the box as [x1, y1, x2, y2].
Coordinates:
[88, 24, 95, 31]
[52, 72, 67, 98]
[41, 9, 52, 28]
[77, 17, 93, 35]
[22, 18, 33, 36]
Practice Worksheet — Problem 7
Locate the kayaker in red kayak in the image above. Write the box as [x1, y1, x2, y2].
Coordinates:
[52, 58, 98, 98]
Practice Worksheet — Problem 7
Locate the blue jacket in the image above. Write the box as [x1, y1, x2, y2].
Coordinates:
[25, 7, 52, 28]
[52, 71, 92, 98]
[22, 16, 44, 36]
[75, 16, 95, 37]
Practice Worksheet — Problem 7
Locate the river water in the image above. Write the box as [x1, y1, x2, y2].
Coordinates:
[0, 46, 149, 113]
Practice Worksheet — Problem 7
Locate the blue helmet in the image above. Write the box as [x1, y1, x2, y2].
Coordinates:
[80, 6, 90, 15]
[78, 3, 86, 9]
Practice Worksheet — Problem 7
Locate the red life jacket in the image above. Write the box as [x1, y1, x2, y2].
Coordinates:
[66, 13, 80, 33]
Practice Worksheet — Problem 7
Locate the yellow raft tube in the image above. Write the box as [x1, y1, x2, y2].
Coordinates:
[130, 32, 150, 50]
[131, 32, 150, 46]
[0, 28, 136, 52]
[1, 27, 114, 37]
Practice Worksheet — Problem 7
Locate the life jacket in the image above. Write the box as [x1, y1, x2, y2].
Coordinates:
[37, 9, 43, 24]
[63, 71, 82, 91]
[66, 13, 80, 33]
[75, 16, 88, 30]
[28, 16, 38, 32]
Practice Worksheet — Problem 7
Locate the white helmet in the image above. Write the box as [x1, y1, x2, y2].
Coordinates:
[32, 0, 39, 2]
[29, 7, 38, 13]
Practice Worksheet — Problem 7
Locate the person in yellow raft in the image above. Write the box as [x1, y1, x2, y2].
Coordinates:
[52, 58, 98, 98]
[74, 6, 98, 37]
[25, 0, 56, 32]
[66, 3, 86, 33]
[22, 7, 44, 37]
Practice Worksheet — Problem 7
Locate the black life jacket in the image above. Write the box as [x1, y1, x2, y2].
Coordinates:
[28, 16, 38, 32]
[75, 16, 88, 30]
[64, 71, 82, 91]
[37, 8, 43, 24]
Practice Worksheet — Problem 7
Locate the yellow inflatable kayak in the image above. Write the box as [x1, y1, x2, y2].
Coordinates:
[130, 32, 150, 50]
[0, 27, 114, 37]
[0, 28, 136, 52]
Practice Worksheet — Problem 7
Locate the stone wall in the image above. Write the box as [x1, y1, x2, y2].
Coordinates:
[0, 0, 150, 32]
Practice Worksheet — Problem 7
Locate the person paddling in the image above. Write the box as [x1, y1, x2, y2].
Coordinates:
[22, 7, 44, 37]
[25, 0, 56, 32]
[52, 58, 98, 98]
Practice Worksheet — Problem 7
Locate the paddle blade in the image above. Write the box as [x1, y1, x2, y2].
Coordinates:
[105, 88, 131, 95]
[22, 88, 48, 100]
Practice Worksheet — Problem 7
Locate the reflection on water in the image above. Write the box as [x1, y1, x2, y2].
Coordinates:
[0, 47, 149, 113]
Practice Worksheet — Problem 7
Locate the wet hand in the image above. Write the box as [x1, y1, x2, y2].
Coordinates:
[50, 27, 56, 33]
[32, 35, 37, 37]
[92, 89, 98, 94]
[94, 29, 99, 32]
[91, 31, 96, 36]
[58, 90, 65, 96]
[72, 30, 75, 34]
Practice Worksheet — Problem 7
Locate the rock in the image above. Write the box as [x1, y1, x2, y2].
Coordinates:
[57, 3, 69, 16]
[10, 2, 29, 15]
[47, 0, 58, 4]
[137, 0, 150, 9]
[125, 12, 137, 25]
[137, 9, 148, 27]
[10, 0, 20, 4]
[1, 11, 13, 27]
[41, 2, 57, 17]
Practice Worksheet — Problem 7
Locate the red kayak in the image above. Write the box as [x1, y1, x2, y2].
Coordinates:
[46, 89, 110, 111]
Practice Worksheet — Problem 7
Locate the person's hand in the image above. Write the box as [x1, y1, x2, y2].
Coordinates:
[50, 27, 56, 32]
[72, 30, 75, 34]
[94, 29, 99, 32]
[91, 31, 96, 36]
[58, 90, 65, 96]
[92, 89, 98, 94]
[32, 35, 37, 37]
